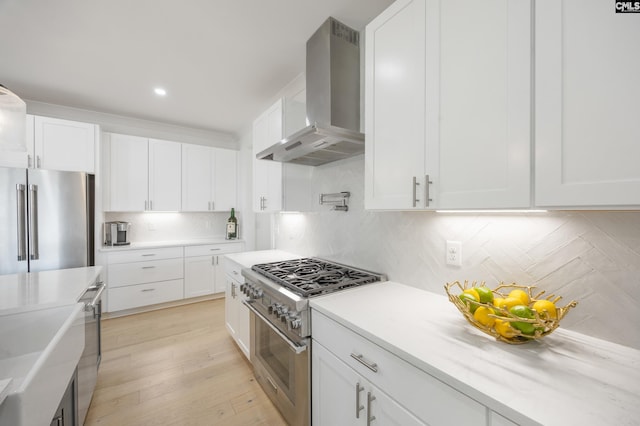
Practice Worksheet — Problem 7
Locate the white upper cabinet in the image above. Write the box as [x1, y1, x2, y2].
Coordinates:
[148, 139, 181, 211]
[535, 0, 640, 208]
[365, 0, 531, 210]
[253, 99, 284, 212]
[365, 0, 427, 210]
[105, 133, 181, 211]
[182, 144, 237, 212]
[435, 0, 531, 209]
[1, 115, 96, 172]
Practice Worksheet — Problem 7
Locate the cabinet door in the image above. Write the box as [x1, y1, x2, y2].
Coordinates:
[213, 148, 237, 211]
[225, 275, 239, 338]
[312, 341, 425, 426]
[535, 0, 640, 207]
[148, 139, 181, 211]
[253, 102, 283, 212]
[34, 116, 96, 173]
[365, 0, 427, 210]
[182, 144, 213, 211]
[109, 133, 148, 211]
[213, 256, 226, 294]
[435, 0, 531, 209]
[0, 115, 31, 168]
[184, 255, 215, 298]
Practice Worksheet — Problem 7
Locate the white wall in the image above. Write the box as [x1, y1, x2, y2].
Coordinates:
[273, 155, 640, 350]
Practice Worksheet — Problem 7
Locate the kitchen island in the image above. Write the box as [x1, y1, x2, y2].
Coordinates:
[0, 266, 103, 425]
[310, 281, 640, 426]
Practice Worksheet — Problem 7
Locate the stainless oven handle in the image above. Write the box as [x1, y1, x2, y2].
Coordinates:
[243, 300, 307, 355]
[83, 282, 106, 311]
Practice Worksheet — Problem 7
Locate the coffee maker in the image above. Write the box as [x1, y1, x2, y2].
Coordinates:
[104, 221, 131, 246]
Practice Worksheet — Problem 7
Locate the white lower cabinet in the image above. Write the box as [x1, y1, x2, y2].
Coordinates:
[313, 342, 425, 426]
[224, 257, 250, 359]
[109, 279, 184, 312]
[489, 411, 518, 426]
[183, 243, 244, 298]
[312, 310, 486, 426]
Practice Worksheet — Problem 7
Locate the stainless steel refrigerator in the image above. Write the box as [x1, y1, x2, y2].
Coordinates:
[0, 166, 94, 275]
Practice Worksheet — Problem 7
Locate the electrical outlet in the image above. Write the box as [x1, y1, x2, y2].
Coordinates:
[446, 240, 462, 266]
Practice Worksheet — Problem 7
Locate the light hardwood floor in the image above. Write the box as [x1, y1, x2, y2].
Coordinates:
[85, 299, 287, 426]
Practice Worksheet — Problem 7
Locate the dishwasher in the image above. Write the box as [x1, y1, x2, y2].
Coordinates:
[77, 278, 104, 425]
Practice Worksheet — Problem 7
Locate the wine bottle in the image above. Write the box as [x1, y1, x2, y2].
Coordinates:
[226, 208, 238, 239]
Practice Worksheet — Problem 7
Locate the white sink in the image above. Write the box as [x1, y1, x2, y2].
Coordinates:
[0, 303, 84, 425]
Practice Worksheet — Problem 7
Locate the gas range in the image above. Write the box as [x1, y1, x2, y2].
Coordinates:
[241, 258, 386, 342]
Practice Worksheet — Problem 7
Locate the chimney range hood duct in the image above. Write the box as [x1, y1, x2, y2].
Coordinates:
[256, 17, 364, 167]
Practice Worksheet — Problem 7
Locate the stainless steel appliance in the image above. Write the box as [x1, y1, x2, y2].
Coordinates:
[103, 221, 131, 246]
[256, 17, 365, 166]
[242, 258, 385, 426]
[0, 167, 94, 275]
[77, 277, 104, 425]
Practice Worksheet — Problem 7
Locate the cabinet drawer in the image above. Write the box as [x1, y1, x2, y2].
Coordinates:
[107, 247, 183, 264]
[108, 279, 184, 311]
[184, 243, 244, 257]
[312, 311, 485, 426]
[222, 257, 245, 283]
[108, 258, 183, 288]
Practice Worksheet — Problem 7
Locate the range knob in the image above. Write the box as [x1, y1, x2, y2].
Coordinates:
[273, 303, 283, 316]
[254, 289, 264, 299]
[268, 303, 277, 314]
[288, 316, 302, 330]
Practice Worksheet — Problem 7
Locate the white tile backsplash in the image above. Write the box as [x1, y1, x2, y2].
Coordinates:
[104, 212, 233, 242]
[273, 155, 640, 349]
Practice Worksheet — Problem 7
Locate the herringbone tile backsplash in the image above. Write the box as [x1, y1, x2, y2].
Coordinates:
[274, 156, 640, 349]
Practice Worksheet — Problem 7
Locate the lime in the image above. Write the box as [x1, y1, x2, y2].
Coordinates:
[463, 288, 480, 301]
[509, 305, 536, 335]
[475, 286, 494, 304]
[459, 292, 479, 313]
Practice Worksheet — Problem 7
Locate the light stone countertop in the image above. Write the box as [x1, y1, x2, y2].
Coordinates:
[223, 249, 303, 269]
[0, 266, 103, 314]
[310, 281, 640, 426]
[98, 238, 245, 252]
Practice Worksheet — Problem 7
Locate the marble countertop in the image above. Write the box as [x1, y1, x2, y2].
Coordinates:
[99, 238, 245, 252]
[223, 249, 303, 269]
[311, 281, 640, 426]
[0, 266, 103, 314]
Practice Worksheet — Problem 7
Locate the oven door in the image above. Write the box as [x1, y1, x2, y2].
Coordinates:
[245, 301, 310, 426]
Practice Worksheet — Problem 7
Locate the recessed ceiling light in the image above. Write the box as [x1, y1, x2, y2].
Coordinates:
[154, 87, 167, 96]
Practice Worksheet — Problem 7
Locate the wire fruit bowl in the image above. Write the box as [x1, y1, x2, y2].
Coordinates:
[444, 280, 578, 344]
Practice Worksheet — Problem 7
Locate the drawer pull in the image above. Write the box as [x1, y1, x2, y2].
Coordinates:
[232, 270, 239, 275]
[141, 254, 156, 257]
[355, 382, 365, 419]
[350, 353, 378, 373]
[142, 266, 156, 269]
[141, 288, 155, 292]
[210, 248, 221, 251]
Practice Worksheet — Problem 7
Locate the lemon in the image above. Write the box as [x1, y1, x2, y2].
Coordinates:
[494, 296, 521, 314]
[508, 289, 530, 306]
[463, 288, 480, 301]
[473, 306, 496, 327]
[475, 286, 494, 304]
[494, 319, 517, 338]
[532, 299, 557, 320]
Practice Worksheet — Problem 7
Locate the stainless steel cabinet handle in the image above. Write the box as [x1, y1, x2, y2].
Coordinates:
[355, 382, 365, 419]
[232, 270, 239, 275]
[350, 353, 378, 373]
[85, 283, 106, 311]
[208, 201, 211, 210]
[16, 184, 27, 261]
[142, 266, 156, 269]
[412, 176, 420, 207]
[367, 392, 376, 426]
[425, 174, 433, 207]
[141, 288, 155, 292]
[27, 155, 32, 168]
[211, 200, 214, 210]
[28, 184, 39, 260]
[141, 254, 156, 257]
[210, 248, 221, 251]
[266, 375, 278, 393]
[231, 282, 236, 298]
[149, 200, 153, 210]
[36, 155, 41, 168]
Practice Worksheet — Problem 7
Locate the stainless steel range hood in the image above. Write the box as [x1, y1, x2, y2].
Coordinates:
[256, 17, 364, 167]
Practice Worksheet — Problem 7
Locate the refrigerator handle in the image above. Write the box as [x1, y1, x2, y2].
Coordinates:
[16, 184, 27, 261]
[28, 184, 40, 260]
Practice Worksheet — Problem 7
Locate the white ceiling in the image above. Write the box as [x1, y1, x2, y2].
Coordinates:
[0, 0, 393, 138]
